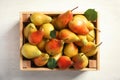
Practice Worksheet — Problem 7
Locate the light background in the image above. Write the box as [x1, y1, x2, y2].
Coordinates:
[0, 0, 120, 80]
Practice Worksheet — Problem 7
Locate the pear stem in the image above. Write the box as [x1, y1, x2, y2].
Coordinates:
[96, 42, 102, 48]
[88, 33, 94, 38]
[71, 6, 78, 12]
[94, 27, 101, 32]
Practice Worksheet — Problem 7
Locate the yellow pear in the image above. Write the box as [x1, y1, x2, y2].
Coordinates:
[81, 42, 101, 57]
[75, 35, 88, 46]
[37, 39, 47, 52]
[86, 30, 95, 42]
[21, 43, 42, 59]
[64, 43, 78, 57]
[86, 21, 95, 31]
[24, 23, 37, 38]
[52, 52, 62, 61]
[40, 23, 54, 39]
[30, 13, 52, 26]
[59, 29, 79, 43]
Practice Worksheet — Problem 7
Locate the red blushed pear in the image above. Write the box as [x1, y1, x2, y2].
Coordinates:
[69, 16, 89, 35]
[45, 39, 64, 56]
[59, 29, 79, 43]
[52, 7, 78, 30]
[57, 56, 73, 69]
[72, 53, 88, 69]
[52, 10, 73, 30]
[28, 30, 44, 45]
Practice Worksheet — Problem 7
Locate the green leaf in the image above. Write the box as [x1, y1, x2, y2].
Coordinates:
[47, 58, 57, 69]
[84, 9, 97, 22]
[50, 30, 56, 38]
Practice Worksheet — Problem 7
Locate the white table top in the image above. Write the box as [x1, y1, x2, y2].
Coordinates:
[0, 0, 120, 80]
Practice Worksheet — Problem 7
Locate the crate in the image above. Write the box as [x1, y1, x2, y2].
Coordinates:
[20, 12, 100, 71]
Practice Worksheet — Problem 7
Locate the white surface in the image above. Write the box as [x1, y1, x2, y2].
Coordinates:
[0, 0, 120, 80]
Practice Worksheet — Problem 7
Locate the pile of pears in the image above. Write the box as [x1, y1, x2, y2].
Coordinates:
[21, 8, 100, 70]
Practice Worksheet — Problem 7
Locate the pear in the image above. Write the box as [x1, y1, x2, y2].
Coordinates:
[69, 15, 89, 35]
[52, 10, 73, 30]
[59, 29, 79, 43]
[24, 23, 37, 38]
[28, 30, 44, 45]
[45, 39, 64, 56]
[64, 43, 78, 58]
[40, 23, 54, 39]
[81, 42, 102, 57]
[72, 53, 88, 69]
[30, 12, 52, 26]
[21, 43, 42, 59]
[86, 30, 95, 42]
[33, 53, 49, 66]
[86, 21, 95, 31]
[52, 52, 62, 61]
[75, 35, 88, 47]
[57, 56, 73, 69]
[73, 15, 88, 23]
[37, 39, 47, 52]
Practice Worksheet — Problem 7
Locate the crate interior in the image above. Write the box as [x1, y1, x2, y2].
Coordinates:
[20, 12, 99, 70]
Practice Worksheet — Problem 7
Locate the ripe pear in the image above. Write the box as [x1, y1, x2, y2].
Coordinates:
[86, 21, 95, 31]
[59, 29, 79, 43]
[75, 35, 88, 47]
[73, 15, 88, 23]
[28, 30, 44, 45]
[40, 23, 54, 39]
[21, 43, 42, 59]
[45, 39, 64, 56]
[24, 23, 37, 38]
[30, 12, 52, 26]
[86, 30, 95, 42]
[81, 42, 100, 57]
[37, 39, 47, 52]
[72, 53, 88, 69]
[33, 53, 49, 66]
[69, 15, 89, 35]
[52, 52, 62, 61]
[57, 56, 73, 69]
[73, 15, 95, 31]
[64, 43, 78, 58]
[52, 10, 73, 30]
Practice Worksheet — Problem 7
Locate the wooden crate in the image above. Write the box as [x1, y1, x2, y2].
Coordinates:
[20, 12, 100, 71]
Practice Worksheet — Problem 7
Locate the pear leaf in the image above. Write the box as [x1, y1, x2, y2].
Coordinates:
[50, 30, 56, 38]
[84, 9, 97, 22]
[47, 58, 57, 69]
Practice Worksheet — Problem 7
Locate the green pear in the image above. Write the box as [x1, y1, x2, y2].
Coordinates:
[21, 43, 42, 59]
[59, 29, 80, 43]
[64, 42, 78, 58]
[81, 42, 101, 57]
[30, 13, 52, 26]
[40, 23, 54, 39]
[24, 23, 37, 38]
[72, 53, 88, 69]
